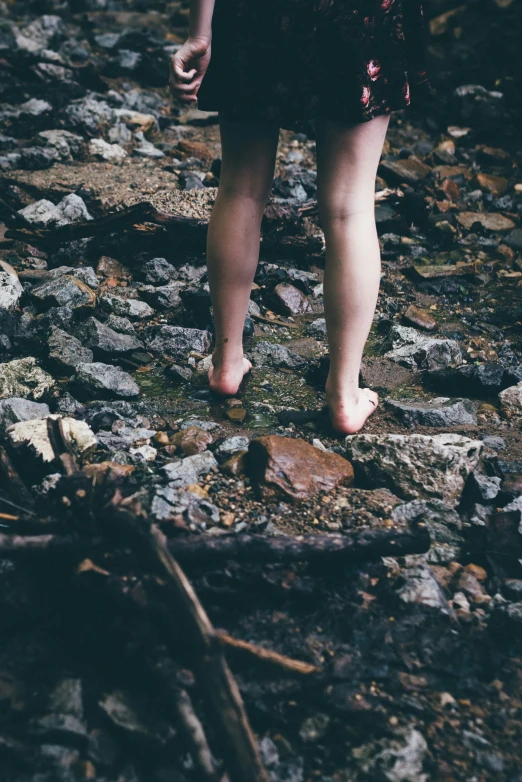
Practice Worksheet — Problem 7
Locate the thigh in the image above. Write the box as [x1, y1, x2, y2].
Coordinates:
[315, 115, 390, 215]
[218, 113, 280, 202]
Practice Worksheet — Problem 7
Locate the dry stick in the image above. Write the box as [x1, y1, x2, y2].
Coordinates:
[46, 417, 79, 476]
[110, 502, 270, 782]
[171, 687, 217, 782]
[217, 631, 320, 676]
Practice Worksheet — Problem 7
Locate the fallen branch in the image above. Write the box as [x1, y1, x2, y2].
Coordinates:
[217, 631, 320, 676]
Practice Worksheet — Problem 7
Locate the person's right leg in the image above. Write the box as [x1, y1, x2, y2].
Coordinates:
[315, 114, 390, 434]
[207, 114, 280, 396]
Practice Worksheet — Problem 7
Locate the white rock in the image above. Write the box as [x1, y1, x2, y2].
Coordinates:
[353, 728, 428, 782]
[18, 199, 61, 227]
[162, 451, 218, 488]
[0, 357, 55, 400]
[0, 261, 23, 311]
[7, 415, 97, 462]
[382, 324, 462, 371]
[345, 432, 483, 506]
[129, 445, 157, 462]
[56, 193, 92, 224]
[499, 382, 522, 418]
[89, 138, 127, 161]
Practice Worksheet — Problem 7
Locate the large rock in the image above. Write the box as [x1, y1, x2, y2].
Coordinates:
[345, 433, 482, 506]
[162, 451, 218, 488]
[76, 317, 143, 360]
[0, 357, 55, 400]
[385, 397, 477, 427]
[249, 341, 307, 369]
[29, 275, 96, 312]
[48, 327, 93, 372]
[382, 325, 462, 371]
[271, 283, 313, 316]
[246, 435, 354, 500]
[147, 325, 211, 360]
[0, 261, 23, 312]
[424, 364, 505, 397]
[7, 415, 97, 463]
[72, 362, 139, 399]
[99, 294, 154, 320]
[0, 398, 50, 433]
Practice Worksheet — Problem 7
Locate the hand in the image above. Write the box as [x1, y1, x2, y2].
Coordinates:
[169, 37, 211, 103]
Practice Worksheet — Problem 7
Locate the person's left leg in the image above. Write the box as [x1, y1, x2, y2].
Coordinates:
[206, 114, 280, 396]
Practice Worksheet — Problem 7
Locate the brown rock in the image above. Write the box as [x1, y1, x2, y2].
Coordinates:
[408, 261, 479, 280]
[433, 165, 473, 181]
[476, 145, 512, 166]
[170, 426, 213, 456]
[226, 407, 247, 424]
[475, 173, 509, 197]
[177, 139, 213, 161]
[272, 283, 313, 316]
[403, 304, 437, 331]
[464, 563, 488, 582]
[456, 212, 515, 232]
[221, 451, 248, 477]
[83, 461, 135, 479]
[96, 256, 132, 280]
[379, 156, 431, 185]
[440, 178, 462, 202]
[246, 435, 354, 500]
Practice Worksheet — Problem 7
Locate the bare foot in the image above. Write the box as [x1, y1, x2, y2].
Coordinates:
[326, 387, 379, 435]
[208, 355, 252, 396]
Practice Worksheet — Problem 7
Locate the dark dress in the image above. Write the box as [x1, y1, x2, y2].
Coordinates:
[196, 0, 430, 133]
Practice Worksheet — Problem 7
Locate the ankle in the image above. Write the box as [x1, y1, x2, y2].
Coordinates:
[212, 348, 244, 368]
[325, 376, 360, 403]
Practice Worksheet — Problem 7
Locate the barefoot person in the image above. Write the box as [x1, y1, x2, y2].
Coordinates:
[169, 0, 429, 434]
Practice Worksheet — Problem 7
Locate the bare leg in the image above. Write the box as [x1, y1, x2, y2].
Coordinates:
[316, 114, 390, 434]
[207, 115, 280, 396]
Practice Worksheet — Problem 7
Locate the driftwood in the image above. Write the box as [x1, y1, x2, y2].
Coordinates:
[217, 631, 320, 676]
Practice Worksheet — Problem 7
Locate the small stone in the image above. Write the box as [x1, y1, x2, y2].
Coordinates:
[456, 211, 515, 232]
[397, 566, 450, 613]
[353, 727, 429, 781]
[214, 435, 250, 461]
[221, 451, 248, 477]
[150, 485, 220, 526]
[166, 364, 193, 383]
[306, 318, 327, 338]
[226, 407, 247, 424]
[147, 325, 211, 360]
[247, 435, 354, 500]
[249, 341, 307, 369]
[499, 382, 522, 418]
[76, 317, 143, 360]
[170, 426, 213, 456]
[88, 138, 127, 160]
[503, 229, 522, 252]
[98, 691, 174, 746]
[380, 156, 432, 184]
[476, 173, 509, 197]
[96, 256, 132, 280]
[0, 357, 55, 400]
[141, 258, 178, 285]
[48, 327, 93, 372]
[100, 294, 154, 320]
[72, 362, 139, 399]
[162, 451, 218, 488]
[403, 304, 437, 331]
[272, 283, 313, 316]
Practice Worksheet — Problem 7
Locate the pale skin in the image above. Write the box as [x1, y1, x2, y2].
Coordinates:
[169, 0, 389, 434]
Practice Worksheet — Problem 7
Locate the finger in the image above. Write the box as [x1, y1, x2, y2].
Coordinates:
[172, 58, 195, 82]
[171, 81, 198, 94]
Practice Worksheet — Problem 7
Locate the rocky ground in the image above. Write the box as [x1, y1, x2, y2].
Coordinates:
[2, 0, 522, 780]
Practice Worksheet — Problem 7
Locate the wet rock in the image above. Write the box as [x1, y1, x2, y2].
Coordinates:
[385, 397, 477, 427]
[0, 397, 50, 432]
[246, 435, 354, 500]
[30, 275, 96, 312]
[397, 566, 450, 614]
[345, 433, 483, 506]
[150, 486, 220, 526]
[424, 364, 505, 397]
[100, 294, 154, 320]
[306, 318, 327, 338]
[170, 426, 213, 456]
[271, 283, 313, 316]
[403, 304, 437, 331]
[146, 325, 211, 360]
[0, 261, 23, 311]
[0, 357, 55, 400]
[76, 317, 143, 360]
[382, 325, 462, 371]
[249, 341, 307, 369]
[7, 415, 97, 463]
[72, 362, 140, 399]
[353, 727, 429, 781]
[499, 382, 522, 418]
[162, 451, 218, 488]
[141, 257, 178, 285]
[89, 138, 127, 161]
[48, 327, 93, 372]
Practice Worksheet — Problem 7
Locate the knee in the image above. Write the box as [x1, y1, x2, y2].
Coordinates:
[318, 197, 375, 227]
[218, 179, 272, 209]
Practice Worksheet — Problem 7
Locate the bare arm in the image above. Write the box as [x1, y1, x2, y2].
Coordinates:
[169, 0, 214, 103]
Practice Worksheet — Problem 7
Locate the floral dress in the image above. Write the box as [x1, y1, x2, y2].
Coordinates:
[196, 0, 431, 133]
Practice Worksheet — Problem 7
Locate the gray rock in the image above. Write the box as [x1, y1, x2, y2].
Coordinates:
[249, 340, 307, 369]
[141, 257, 178, 285]
[503, 229, 522, 252]
[382, 324, 462, 371]
[150, 486, 220, 526]
[100, 294, 154, 320]
[353, 728, 428, 782]
[63, 266, 99, 289]
[468, 472, 501, 503]
[18, 199, 61, 227]
[48, 327, 93, 372]
[299, 714, 330, 744]
[147, 325, 211, 360]
[0, 397, 50, 432]
[481, 435, 506, 450]
[384, 397, 477, 427]
[345, 433, 483, 506]
[48, 679, 83, 719]
[18, 145, 59, 170]
[105, 315, 136, 335]
[30, 275, 96, 311]
[499, 382, 522, 418]
[214, 436, 249, 461]
[30, 713, 87, 744]
[72, 362, 139, 399]
[18, 195, 92, 227]
[133, 131, 164, 159]
[64, 96, 114, 134]
[0, 263, 23, 311]
[76, 317, 143, 360]
[38, 129, 83, 160]
[397, 566, 450, 614]
[0, 357, 55, 400]
[139, 282, 184, 310]
[108, 121, 133, 145]
[162, 451, 218, 488]
[17, 15, 66, 50]
[56, 193, 92, 224]
[392, 499, 463, 564]
[89, 138, 127, 161]
[98, 691, 175, 746]
[306, 318, 327, 338]
[96, 426, 155, 452]
[166, 363, 193, 383]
